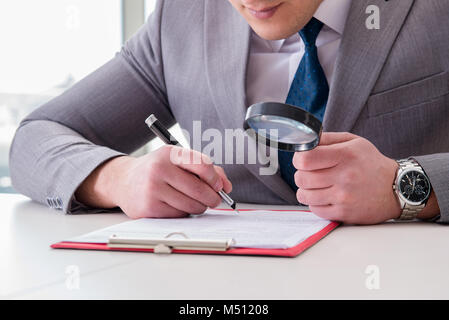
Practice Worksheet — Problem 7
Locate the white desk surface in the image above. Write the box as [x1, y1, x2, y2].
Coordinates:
[1, 193, 448, 299]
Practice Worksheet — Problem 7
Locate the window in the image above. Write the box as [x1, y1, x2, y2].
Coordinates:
[1, 0, 181, 194]
[0, 0, 123, 193]
[145, 0, 157, 17]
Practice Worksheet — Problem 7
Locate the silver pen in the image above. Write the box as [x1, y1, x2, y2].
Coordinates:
[145, 114, 239, 213]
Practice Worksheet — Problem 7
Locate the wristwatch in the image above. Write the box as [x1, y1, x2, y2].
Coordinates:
[393, 159, 432, 220]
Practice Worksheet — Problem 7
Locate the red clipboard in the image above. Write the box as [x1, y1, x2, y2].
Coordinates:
[51, 209, 339, 258]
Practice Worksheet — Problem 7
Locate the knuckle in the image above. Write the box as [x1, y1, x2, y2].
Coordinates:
[200, 153, 214, 165]
[337, 189, 353, 205]
[340, 144, 358, 162]
[341, 169, 357, 185]
[214, 165, 225, 176]
[345, 147, 357, 160]
[333, 147, 347, 164]
[159, 144, 174, 157]
[189, 150, 210, 165]
[197, 162, 214, 177]
[200, 164, 220, 188]
[343, 132, 356, 141]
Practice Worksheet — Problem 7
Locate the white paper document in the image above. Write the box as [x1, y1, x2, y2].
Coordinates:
[66, 209, 333, 249]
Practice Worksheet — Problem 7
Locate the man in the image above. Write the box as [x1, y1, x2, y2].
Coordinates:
[9, 0, 449, 224]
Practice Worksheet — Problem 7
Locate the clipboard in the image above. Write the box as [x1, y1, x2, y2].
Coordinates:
[51, 209, 339, 258]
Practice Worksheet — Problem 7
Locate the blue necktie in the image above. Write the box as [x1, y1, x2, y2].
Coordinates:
[279, 17, 329, 191]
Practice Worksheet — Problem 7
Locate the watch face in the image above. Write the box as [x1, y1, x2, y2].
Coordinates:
[399, 170, 431, 203]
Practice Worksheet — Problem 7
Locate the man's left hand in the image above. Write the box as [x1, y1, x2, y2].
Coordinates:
[293, 132, 401, 224]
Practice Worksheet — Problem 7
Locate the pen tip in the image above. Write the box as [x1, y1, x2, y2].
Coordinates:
[232, 204, 240, 214]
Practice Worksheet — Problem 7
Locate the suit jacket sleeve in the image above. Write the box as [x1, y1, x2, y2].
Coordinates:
[413, 154, 449, 224]
[9, 0, 175, 213]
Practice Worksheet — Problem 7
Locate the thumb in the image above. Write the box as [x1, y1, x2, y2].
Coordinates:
[319, 132, 358, 146]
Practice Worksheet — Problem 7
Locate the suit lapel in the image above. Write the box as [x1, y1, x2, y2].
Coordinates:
[323, 0, 415, 132]
[203, 0, 416, 204]
[203, 0, 250, 132]
[203, 0, 297, 203]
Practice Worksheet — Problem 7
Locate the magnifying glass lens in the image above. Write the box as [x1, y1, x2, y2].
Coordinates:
[247, 115, 318, 145]
[244, 102, 323, 152]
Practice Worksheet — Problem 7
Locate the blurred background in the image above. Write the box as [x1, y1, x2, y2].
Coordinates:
[0, 0, 179, 194]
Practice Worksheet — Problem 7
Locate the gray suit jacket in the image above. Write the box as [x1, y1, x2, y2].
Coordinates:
[9, 0, 449, 222]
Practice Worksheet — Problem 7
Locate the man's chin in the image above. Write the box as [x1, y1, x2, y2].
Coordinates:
[249, 23, 297, 41]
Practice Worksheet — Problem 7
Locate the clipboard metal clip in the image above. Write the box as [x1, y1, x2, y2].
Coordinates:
[155, 232, 188, 254]
[153, 243, 173, 254]
[108, 232, 235, 254]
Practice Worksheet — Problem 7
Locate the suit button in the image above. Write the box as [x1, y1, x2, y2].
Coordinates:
[46, 197, 53, 208]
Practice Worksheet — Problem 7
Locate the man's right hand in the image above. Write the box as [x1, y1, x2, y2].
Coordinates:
[75, 145, 232, 219]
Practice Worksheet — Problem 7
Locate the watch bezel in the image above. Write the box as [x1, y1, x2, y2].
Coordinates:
[396, 168, 431, 206]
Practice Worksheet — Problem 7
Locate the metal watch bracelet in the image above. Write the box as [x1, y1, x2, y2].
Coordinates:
[394, 159, 427, 220]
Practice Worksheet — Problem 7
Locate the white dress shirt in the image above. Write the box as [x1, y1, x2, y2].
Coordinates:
[246, 0, 352, 106]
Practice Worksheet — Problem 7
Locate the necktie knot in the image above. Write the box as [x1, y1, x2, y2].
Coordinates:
[299, 17, 323, 47]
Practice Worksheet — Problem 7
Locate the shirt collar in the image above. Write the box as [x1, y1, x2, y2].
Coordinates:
[263, 0, 352, 52]
[314, 0, 352, 35]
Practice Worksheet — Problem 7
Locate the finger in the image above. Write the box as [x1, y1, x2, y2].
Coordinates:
[293, 133, 362, 171]
[168, 147, 223, 192]
[164, 165, 222, 208]
[214, 165, 232, 193]
[293, 145, 341, 171]
[319, 132, 358, 146]
[308, 204, 337, 221]
[294, 167, 334, 190]
[139, 200, 189, 219]
[296, 186, 334, 206]
[159, 183, 208, 215]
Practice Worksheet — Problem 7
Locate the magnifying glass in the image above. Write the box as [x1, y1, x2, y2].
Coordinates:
[244, 102, 323, 152]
